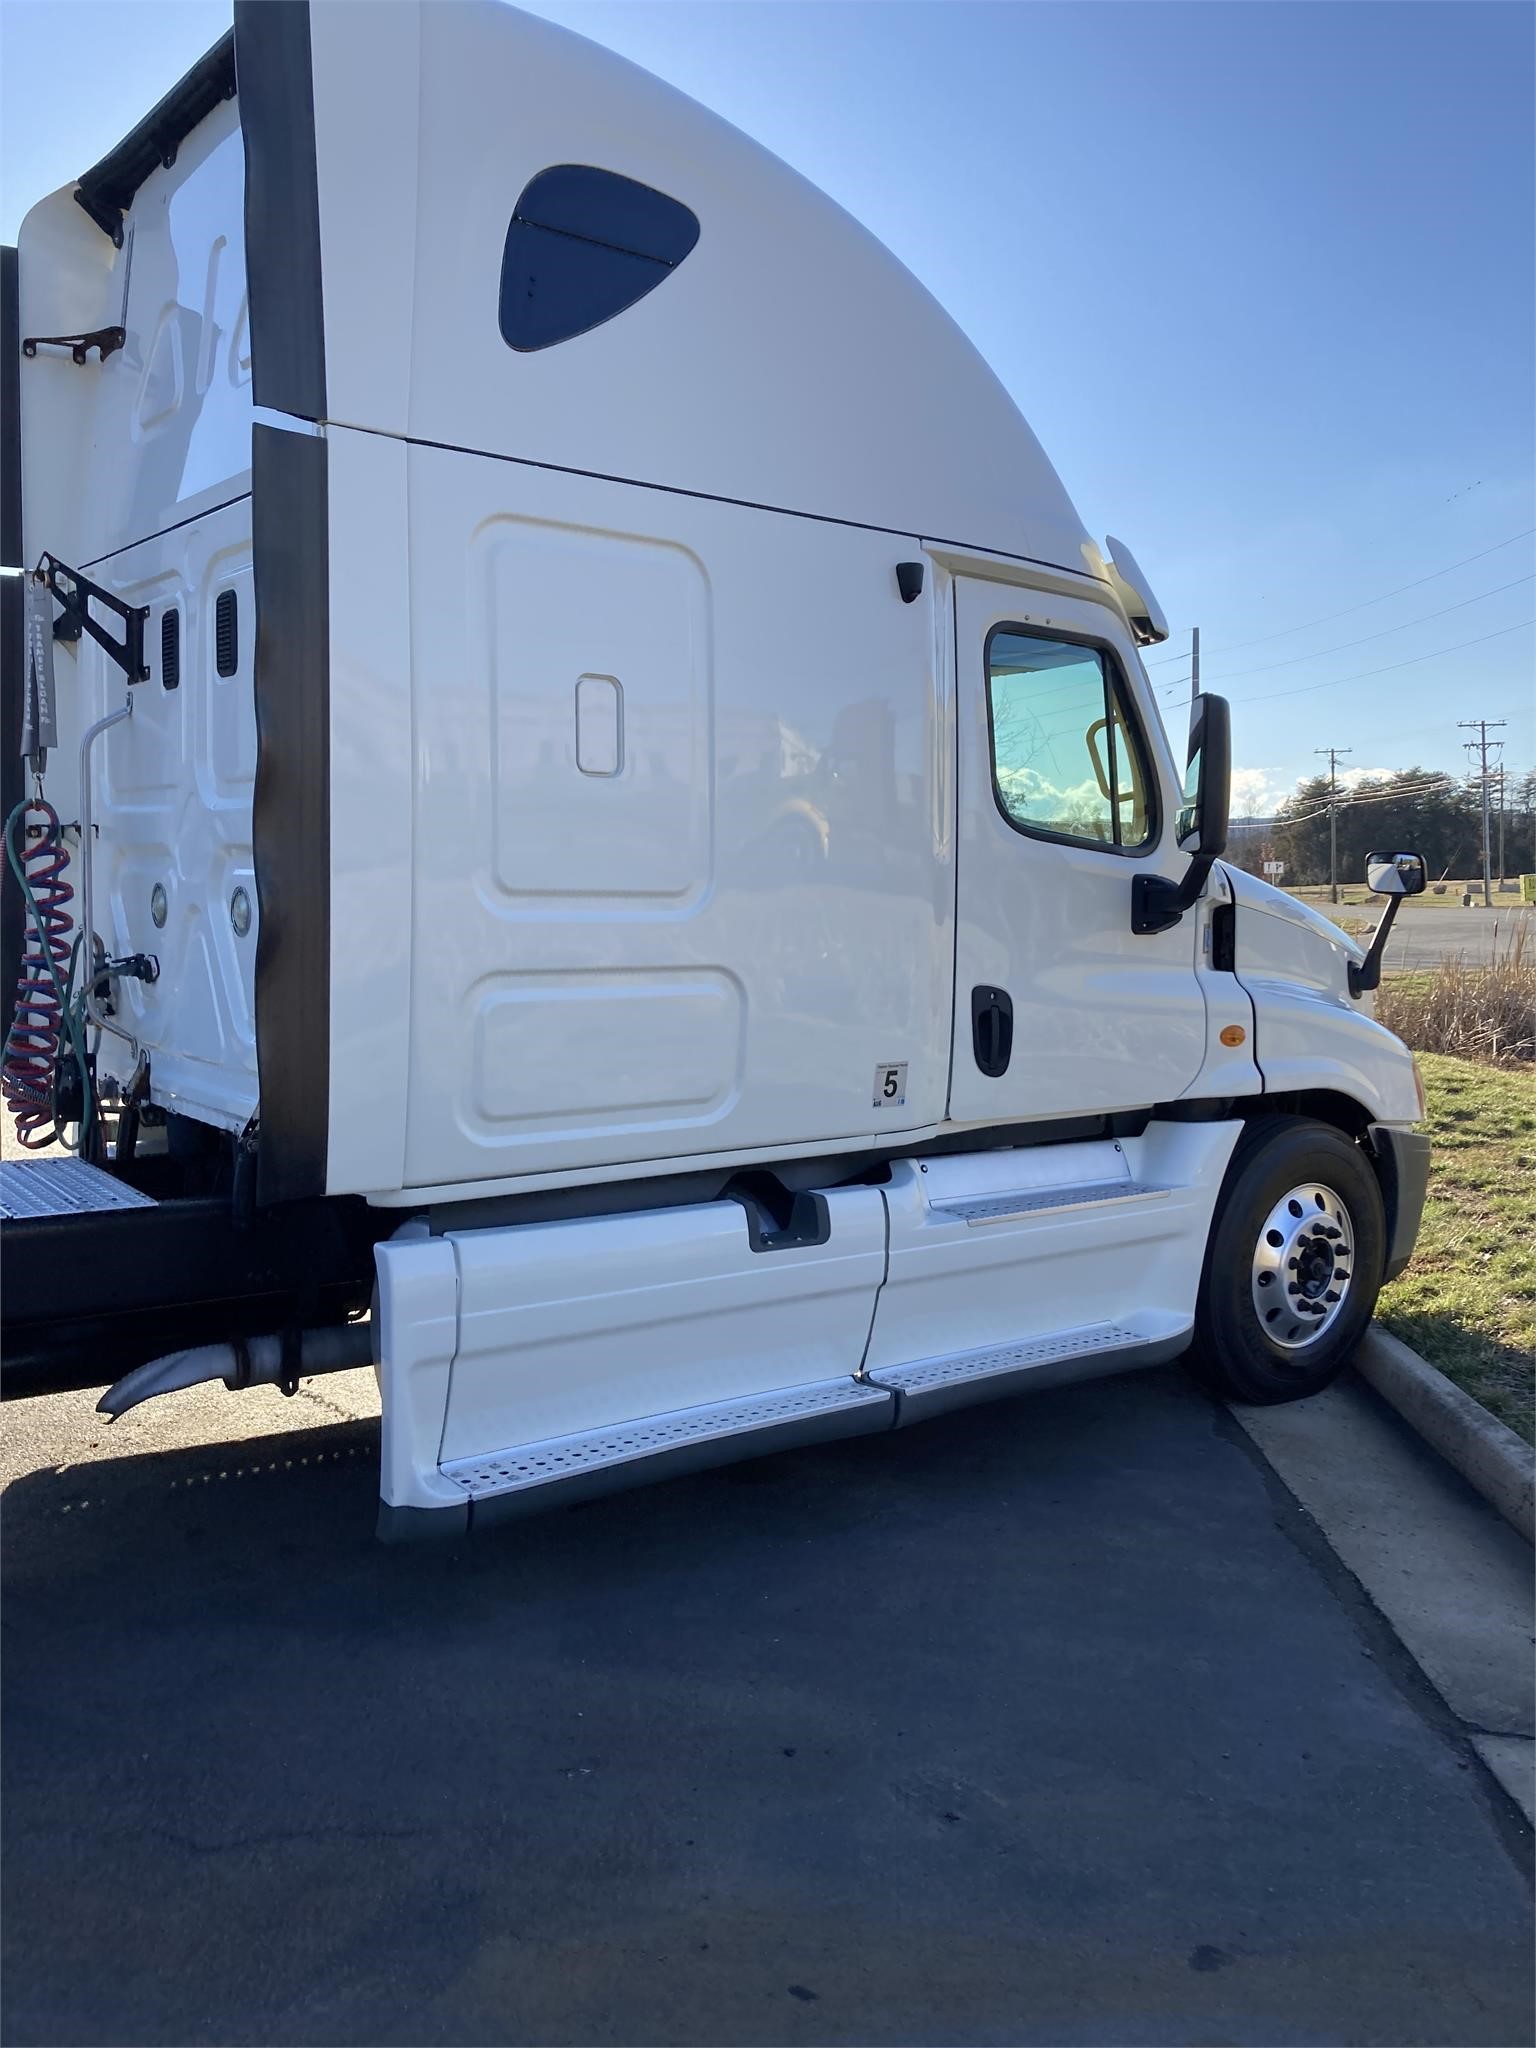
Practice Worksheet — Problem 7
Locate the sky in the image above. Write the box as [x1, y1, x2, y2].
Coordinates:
[2, 0, 1532, 814]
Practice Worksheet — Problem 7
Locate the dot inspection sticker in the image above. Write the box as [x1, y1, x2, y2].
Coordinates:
[872, 1063, 908, 1109]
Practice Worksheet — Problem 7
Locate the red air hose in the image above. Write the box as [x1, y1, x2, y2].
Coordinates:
[2, 798, 74, 1147]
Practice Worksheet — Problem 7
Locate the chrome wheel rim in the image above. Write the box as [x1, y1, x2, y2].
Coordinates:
[1250, 1182, 1355, 1350]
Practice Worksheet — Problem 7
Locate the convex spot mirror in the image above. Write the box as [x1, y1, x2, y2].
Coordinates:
[1366, 851, 1427, 897]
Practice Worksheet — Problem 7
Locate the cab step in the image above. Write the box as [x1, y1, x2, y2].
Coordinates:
[372, 1124, 1243, 1538]
[433, 1375, 893, 1526]
[930, 1181, 1170, 1226]
[866, 1319, 1189, 1422]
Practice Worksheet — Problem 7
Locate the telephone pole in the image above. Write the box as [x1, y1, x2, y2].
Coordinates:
[1458, 719, 1506, 908]
[1316, 746, 1352, 904]
[1188, 626, 1201, 746]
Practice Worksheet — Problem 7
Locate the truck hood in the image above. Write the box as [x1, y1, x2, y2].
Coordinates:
[1219, 863, 1366, 964]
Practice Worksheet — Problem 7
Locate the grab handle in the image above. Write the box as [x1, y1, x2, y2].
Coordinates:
[78, 696, 134, 1049]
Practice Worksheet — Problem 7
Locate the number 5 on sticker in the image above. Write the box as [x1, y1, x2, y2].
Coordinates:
[872, 1063, 908, 1109]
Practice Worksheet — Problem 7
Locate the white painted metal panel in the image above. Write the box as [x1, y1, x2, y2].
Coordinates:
[374, 1185, 887, 1512]
[482, 519, 708, 905]
[18, 99, 252, 571]
[441, 1184, 887, 1457]
[948, 580, 1207, 1122]
[305, 0, 1096, 576]
[1181, 865, 1263, 1102]
[326, 425, 413, 1196]
[866, 1122, 1241, 1377]
[80, 496, 258, 1130]
[376, 1229, 464, 1514]
[397, 440, 950, 1193]
[1218, 865, 1421, 1123]
[1242, 971, 1424, 1124]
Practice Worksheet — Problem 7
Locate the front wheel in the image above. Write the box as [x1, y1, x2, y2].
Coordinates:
[1187, 1117, 1386, 1405]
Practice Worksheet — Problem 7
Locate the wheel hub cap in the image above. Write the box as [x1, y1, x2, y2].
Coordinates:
[1250, 1182, 1355, 1351]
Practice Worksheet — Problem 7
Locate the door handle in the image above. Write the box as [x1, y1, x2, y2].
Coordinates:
[971, 985, 1013, 1078]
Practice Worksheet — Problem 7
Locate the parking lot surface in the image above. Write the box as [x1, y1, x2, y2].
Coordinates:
[2, 1365, 1531, 2047]
[1335, 901, 1531, 967]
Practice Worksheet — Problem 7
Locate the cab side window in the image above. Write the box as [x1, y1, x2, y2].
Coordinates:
[986, 628, 1155, 851]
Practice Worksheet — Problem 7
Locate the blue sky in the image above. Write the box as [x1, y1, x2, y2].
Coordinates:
[3, 0, 1531, 811]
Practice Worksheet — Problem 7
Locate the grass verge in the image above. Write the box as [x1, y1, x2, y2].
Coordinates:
[1374, 921, 1534, 1064]
[1376, 1052, 1536, 1442]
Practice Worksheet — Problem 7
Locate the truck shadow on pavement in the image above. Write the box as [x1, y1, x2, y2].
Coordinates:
[3, 1370, 1533, 2048]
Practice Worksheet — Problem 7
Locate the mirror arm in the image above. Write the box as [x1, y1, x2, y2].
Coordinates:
[1132, 855, 1215, 936]
[1133, 693, 1230, 938]
[1348, 894, 1403, 998]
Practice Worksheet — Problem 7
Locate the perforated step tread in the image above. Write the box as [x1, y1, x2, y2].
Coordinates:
[0, 1158, 157, 1221]
[442, 1375, 891, 1501]
[931, 1182, 1170, 1226]
[869, 1321, 1151, 1398]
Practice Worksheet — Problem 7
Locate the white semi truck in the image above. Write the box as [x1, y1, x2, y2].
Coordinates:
[1, 0, 1429, 1537]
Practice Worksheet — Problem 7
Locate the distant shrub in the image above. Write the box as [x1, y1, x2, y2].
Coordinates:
[1376, 921, 1535, 1065]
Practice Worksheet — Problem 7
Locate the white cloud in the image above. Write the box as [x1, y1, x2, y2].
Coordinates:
[1337, 766, 1399, 791]
[1229, 766, 1288, 816]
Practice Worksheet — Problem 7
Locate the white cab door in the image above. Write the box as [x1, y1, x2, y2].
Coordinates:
[949, 579, 1206, 1123]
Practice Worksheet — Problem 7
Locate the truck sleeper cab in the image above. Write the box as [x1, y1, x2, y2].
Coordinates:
[0, 0, 1429, 1537]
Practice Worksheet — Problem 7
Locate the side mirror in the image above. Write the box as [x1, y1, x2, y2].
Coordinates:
[1133, 693, 1231, 935]
[1350, 848, 1426, 995]
[1366, 850, 1427, 898]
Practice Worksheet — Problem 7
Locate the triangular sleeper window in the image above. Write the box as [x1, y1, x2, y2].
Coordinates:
[499, 165, 700, 353]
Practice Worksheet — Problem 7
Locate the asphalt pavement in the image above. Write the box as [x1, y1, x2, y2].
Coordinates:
[1332, 901, 1532, 967]
[2, 1363, 1530, 2047]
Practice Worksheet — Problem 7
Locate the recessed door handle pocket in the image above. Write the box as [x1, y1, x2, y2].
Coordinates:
[971, 985, 1013, 1078]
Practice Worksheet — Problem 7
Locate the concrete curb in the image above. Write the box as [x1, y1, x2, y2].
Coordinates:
[1356, 1327, 1534, 1545]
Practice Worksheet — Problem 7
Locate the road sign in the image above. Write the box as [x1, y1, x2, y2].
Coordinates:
[1263, 860, 1285, 878]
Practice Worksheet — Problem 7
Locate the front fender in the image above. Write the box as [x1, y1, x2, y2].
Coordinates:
[1243, 972, 1422, 1125]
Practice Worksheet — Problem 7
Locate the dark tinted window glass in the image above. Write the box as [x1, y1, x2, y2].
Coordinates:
[517, 164, 699, 264]
[160, 606, 180, 691]
[215, 588, 239, 677]
[500, 165, 699, 353]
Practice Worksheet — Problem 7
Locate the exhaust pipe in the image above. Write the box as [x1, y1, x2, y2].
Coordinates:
[97, 1322, 373, 1420]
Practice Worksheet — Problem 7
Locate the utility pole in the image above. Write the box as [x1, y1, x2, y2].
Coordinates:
[1187, 626, 1201, 749]
[1458, 718, 1506, 908]
[1496, 765, 1506, 885]
[1316, 746, 1351, 904]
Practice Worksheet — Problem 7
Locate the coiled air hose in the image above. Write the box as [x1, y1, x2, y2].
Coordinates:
[2, 795, 93, 1148]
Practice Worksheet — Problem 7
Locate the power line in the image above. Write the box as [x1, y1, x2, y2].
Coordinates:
[1202, 574, 1533, 684]
[1147, 631, 1193, 669]
[1273, 770, 1460, 816]
[1273, 769, 1514, 828]
[1234, 618, 1535, 709]
[1276, 776, 1458, 826]
[1271, 790, 1458, 836]
[1146, 525, 1536, 666]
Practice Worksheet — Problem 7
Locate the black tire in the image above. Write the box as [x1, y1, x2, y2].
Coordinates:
[1186, 1116, 1386, 1405]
